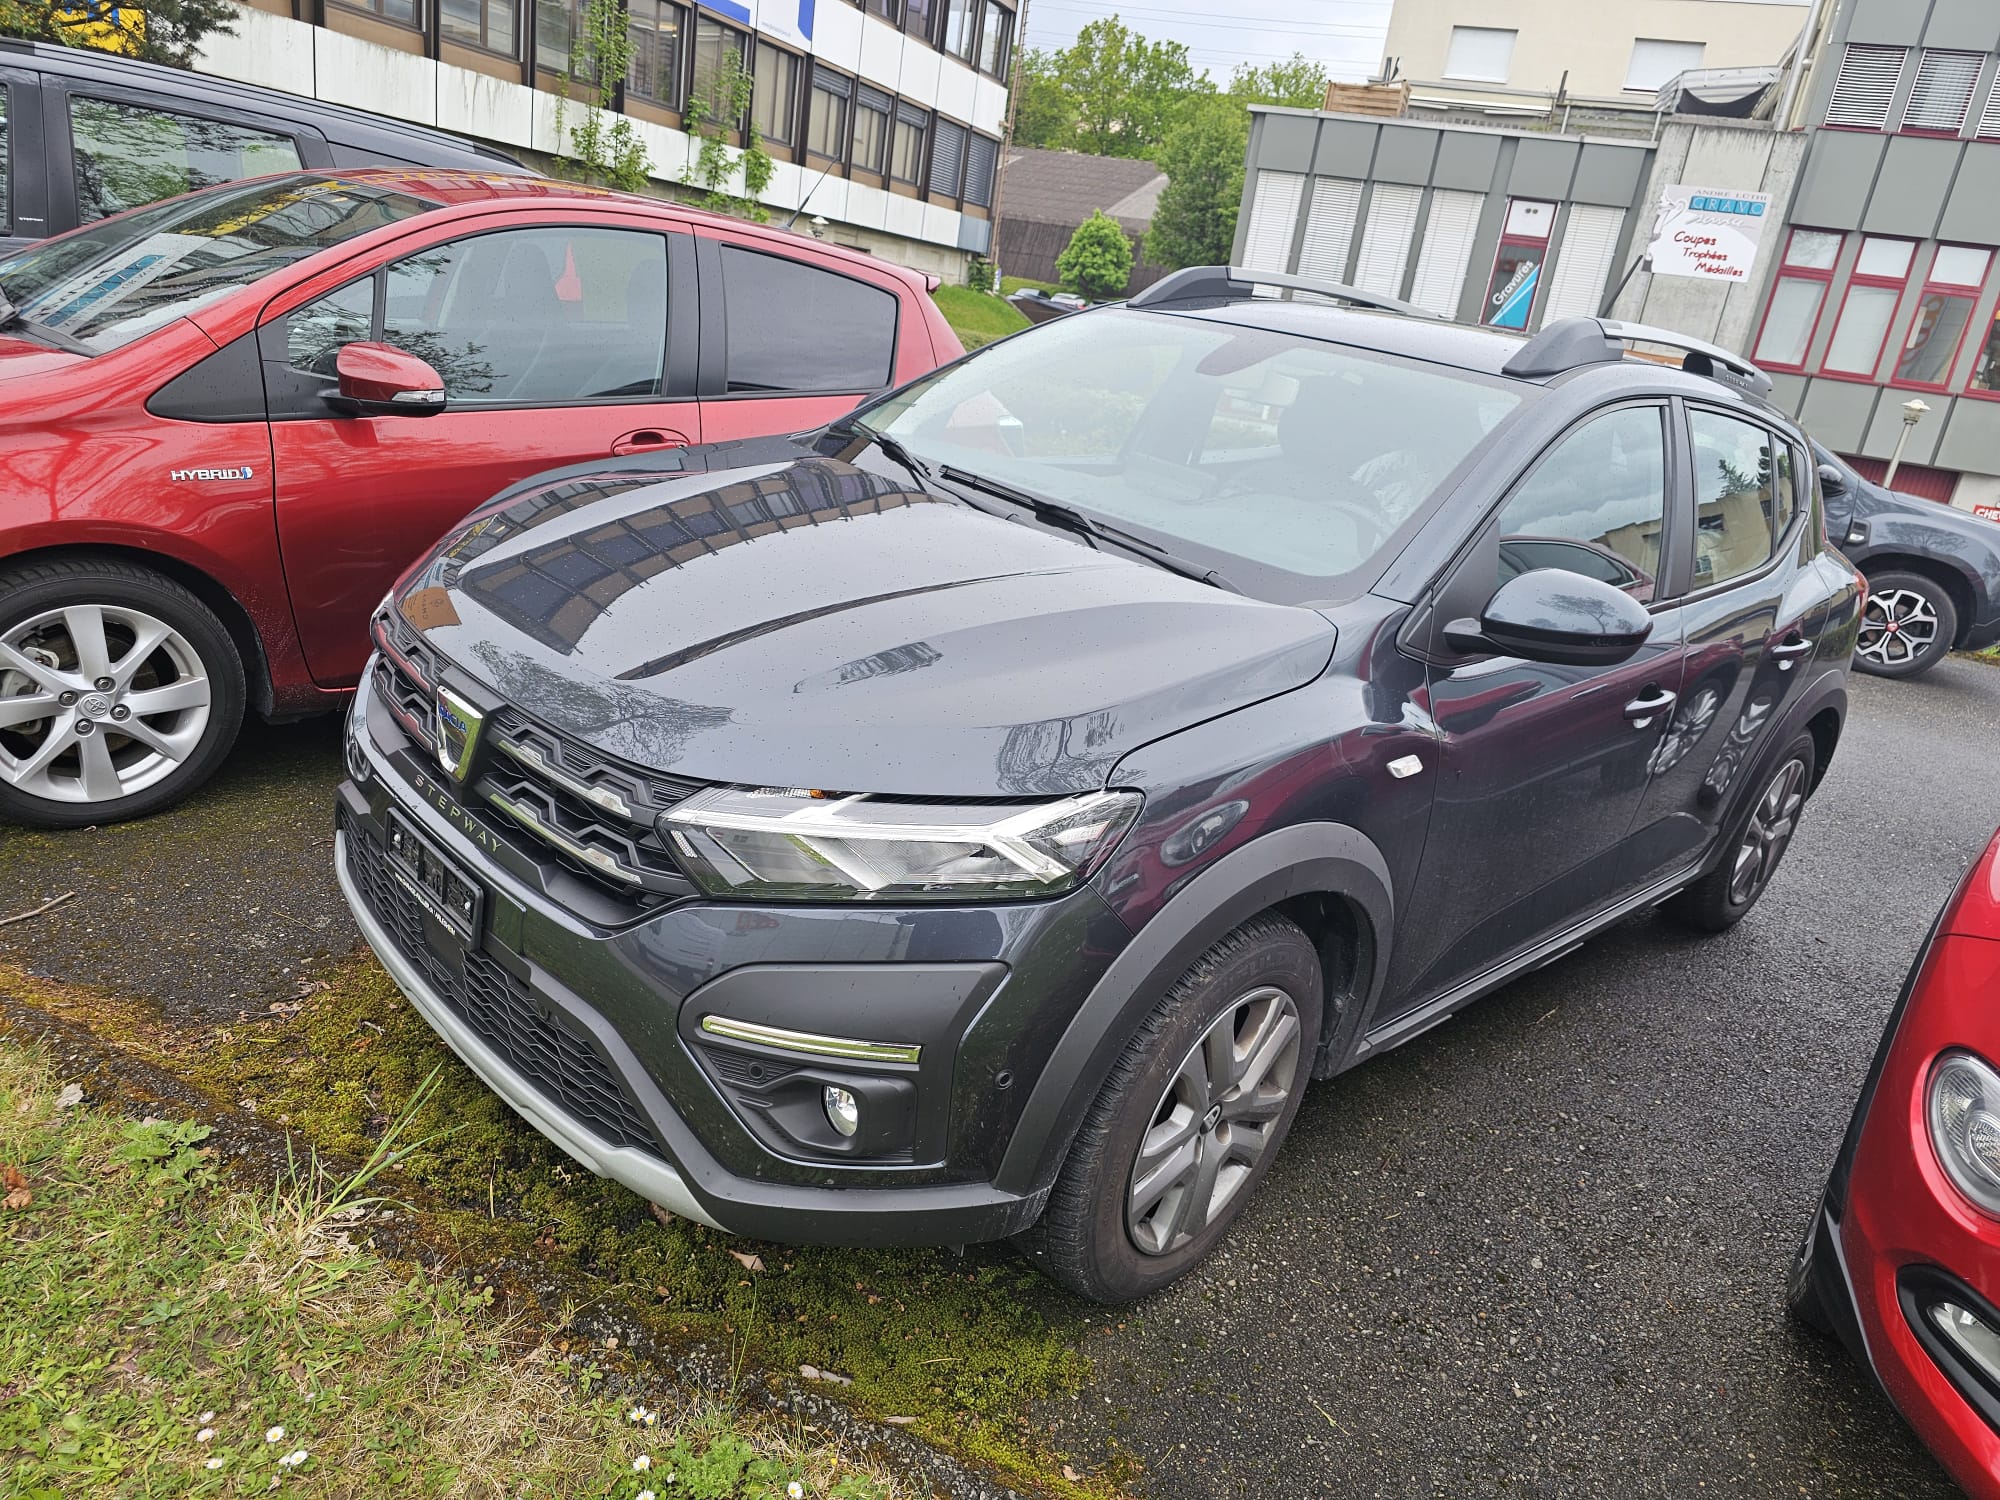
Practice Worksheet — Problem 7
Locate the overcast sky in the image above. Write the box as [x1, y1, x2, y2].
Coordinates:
[1019, 0, 1396, 88]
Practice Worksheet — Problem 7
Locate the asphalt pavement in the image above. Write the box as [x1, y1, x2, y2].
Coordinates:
[2, 658, 1997, 1498]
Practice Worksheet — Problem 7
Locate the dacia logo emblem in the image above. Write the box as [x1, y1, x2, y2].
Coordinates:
[434, 688, 484, 781]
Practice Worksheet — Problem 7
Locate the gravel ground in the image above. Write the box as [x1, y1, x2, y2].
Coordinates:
[2, 658, 1996, 1498]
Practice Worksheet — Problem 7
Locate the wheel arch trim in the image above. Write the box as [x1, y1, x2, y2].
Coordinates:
[994, 821, 1394, 1197]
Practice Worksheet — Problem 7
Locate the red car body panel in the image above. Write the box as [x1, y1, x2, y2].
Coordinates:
[1826, 828, 2000, 1499]
[0, 171, 961, 713]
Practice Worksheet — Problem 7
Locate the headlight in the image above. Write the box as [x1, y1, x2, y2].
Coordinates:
[344, 662, 374, 787]
[660, 787, 1141, 902]
[1928, 1050, 2000, 1217]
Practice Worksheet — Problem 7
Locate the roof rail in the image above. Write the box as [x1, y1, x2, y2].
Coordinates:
[1128, 265, 1445, 320]
[1502, 317, 1775, 398]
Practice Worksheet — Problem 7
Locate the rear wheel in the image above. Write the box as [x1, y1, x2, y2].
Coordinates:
[1855, 570, 1956, 679]
[0, 559, 245, 828]
[1017, 915, 1322, 1303]
[1666, 731, 1816, 934]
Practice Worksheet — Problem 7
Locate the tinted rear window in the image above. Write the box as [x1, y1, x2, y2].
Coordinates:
[719, 243, 896, 393]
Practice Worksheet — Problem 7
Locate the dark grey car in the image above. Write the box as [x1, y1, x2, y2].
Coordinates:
[336, 271, 1862, 1301]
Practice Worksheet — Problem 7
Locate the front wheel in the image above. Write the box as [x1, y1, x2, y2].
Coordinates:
[1017, 914, 1322, 1303]
[1666, 731, 1817, 934]
[0, 558, 245, 828]
[1855, 570, 1956, 679]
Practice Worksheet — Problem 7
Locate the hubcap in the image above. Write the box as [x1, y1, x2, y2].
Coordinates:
[1126, 984, 1303, 1258]
[0, 605, 212, 805]
[1858, 587, 1940, 668]
[1729, 756, 1808, 907]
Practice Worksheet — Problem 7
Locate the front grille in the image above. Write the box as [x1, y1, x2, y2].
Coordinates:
[344, 819, 660, 1156]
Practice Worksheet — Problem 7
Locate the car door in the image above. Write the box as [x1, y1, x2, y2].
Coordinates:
[694, 233, 910, 441]
[1625, 409, 1827, 873]
[1384, 401, 1689, 1012]
[266, 219, 701, 687]
[0, 66, 50, 254]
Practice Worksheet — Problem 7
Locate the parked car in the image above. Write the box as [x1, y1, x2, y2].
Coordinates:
[1816, 444, 2000, 679]
[0, 38, 525, 255]
[0, 168, 961, 827]
[336, 270, 1861, 1302]
[1789, 825, 2000, 1499]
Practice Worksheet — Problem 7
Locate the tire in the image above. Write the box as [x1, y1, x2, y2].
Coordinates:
[1665, 731, 1817, 934]
[0, 557, 245, 829]
[1785, 1201, 1837, 1338]
[1855, 569, 1957, 679]
[1017, 914, 1323, 1303]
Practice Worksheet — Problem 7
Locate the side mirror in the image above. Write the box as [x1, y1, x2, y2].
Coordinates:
[1817, 461, 1849, 497]
[1444, 569, 1654, 667]
[324, 341, 446, 417]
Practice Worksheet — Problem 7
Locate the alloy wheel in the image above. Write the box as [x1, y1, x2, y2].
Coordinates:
[1126, 984, 1303, 1257]
[0, 605, 213, 805]
[1729, 756, 1808, 907]
[1857, 587, 1940, 669]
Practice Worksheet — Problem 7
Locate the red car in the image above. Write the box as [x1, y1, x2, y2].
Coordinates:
[1791, 825, 2000, 1498]
[0, 169, 959, 827]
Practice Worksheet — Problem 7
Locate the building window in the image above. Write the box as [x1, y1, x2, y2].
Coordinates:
[903, 0, 935, 43]
[1443, 26, 1516, 84]
[1902, 49, 1984, 134]
[1824, 236, 1916, 376]
[535, 0, 579, 74]
[1624, 39, 1703, 93]
[891, 102, 928, 183]
[691, 15, 749, 115]
[807, 66, 851, 160]
[1967, 302, 2000, 396]
[625, 0, 686, 107]
[978, 2, 1012, 76]
[865, 0, 900, 21]
[333, 0, 422, 29]
[929, 115, 966, 198]
[942, 0, 978, 63]
[1482, 199, 1555, 330]
[1895, 245, 1991, 387]
[1825, 43, 1907, 129]
[852, 84, 892, 174]
[752, 43, 799, 145]
[1753, 228, 1842, 370]
[441, 0, 516, 57]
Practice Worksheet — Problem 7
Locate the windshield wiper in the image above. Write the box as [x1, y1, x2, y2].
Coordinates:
[937, 465, 1238, 593]
[0, 290, 94, 356]
[831, 420, 933, 490]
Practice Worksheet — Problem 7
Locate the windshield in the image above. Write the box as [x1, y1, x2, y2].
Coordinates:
[0, 175, 436, 353]
[862, 308, 1524, 593]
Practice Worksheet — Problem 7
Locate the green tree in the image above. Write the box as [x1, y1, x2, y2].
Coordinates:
[0, 0, 236, 68]
[1051, 17, 1210, 158]
[1011, 48, 1078, 148]
[684, 47, 774, 221]
[1056, 210, 1135, 300]
[1227, 53, 1333, 109]
[1145, 96, 1249, 271]
[552, 0, 650, 191]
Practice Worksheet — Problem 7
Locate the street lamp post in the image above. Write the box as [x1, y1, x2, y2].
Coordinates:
[1884, 398, 1932, 491]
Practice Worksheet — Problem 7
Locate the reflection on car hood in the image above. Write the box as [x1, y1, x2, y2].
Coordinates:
[395, 450, 1338, 796]
[0, 333, 86, 380]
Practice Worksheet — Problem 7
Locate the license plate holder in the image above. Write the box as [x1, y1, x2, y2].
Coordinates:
[385, 810, 483, 946]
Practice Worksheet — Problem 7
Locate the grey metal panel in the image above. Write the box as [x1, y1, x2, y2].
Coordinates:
[1848, 0, 1929, 46]
[1311, 119, 1378, 177]
[1791, 130, 1888, 230]
[1570, 143, 1648, 208]
[1508, 136, 1580, 200]
[1799, 379, 1881, 451]
[1923, 0, 2000, 53]
[1768, 372, 1810, 418]
[1940, 146, 2000, 244]
[1258, 113, 1320, 174]
[1936, 397, 2000, 474]
[1459, 164, 1515, 323]
[1862, 137, 1960, 239]
[957, 217, 991, 254]
[1433, 130, 1503, 192]
[1863, 390, 1949, 464]
[1372, 125, 1438, 186]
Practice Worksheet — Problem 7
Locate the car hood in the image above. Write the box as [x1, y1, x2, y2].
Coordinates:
[0, 332, 87, 380]
[394, 450, 1338, 796]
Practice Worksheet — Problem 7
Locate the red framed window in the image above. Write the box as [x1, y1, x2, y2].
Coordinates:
[1753, 228, 1842, 370]
[1894, 245, 1991, 387]
[1823, 236, 1915, 377]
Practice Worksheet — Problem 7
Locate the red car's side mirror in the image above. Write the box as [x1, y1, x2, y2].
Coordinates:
[325, 341, 447, 418]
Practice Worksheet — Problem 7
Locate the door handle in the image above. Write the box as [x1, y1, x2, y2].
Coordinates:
[1624, 687, 1677, 725]
[1770, 633, 1815, 666]
[611, 428, 688, 455]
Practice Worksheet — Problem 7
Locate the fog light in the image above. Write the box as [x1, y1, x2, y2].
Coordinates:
[823, 1086, 860, 1138]
[1928, 1299, 2000, 1387]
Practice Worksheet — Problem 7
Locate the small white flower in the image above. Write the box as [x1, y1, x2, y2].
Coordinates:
[198, 1411, 216, 1425]
[204, 1457, 225, 1470]
[633, 1454, 653, 1472]
[196, 1428, 216, 1444]
[265, 1426, 285, 1444]
[279, 1449, 308, 1468]
[642, 1409, 658, 1426]
[788, 1483, 805, 1499]
[638, 1493, 656, 1500]
[627, 1406, 644, 1423]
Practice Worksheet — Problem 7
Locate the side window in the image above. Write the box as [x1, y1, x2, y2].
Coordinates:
[381, 227, 668, 404]
[718, 244, 897, 393]
[1773, 441, 1805, 543]
[1494, 406, 1667, 602]
[1, 84, 10, 234]
[70, 97, 302, 224]
[284, 278, 375, 379]
[1688, 411, 1778, 588]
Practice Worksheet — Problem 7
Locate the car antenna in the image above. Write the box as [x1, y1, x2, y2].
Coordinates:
[786, 165, 838, 230]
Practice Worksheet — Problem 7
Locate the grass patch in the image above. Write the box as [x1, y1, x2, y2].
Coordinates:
[998, 277, 1057, 297]
[0, 1037, 899, 1498]
[932, 285, 1031, 350]
[0, 958, 1120, 1496]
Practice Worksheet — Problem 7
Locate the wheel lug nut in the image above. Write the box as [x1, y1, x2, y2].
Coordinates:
[110, 705, 130, 721]
[75, 719, 94, 736]
[94, 676, 114, 692]
[58, 690, 78, 706]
